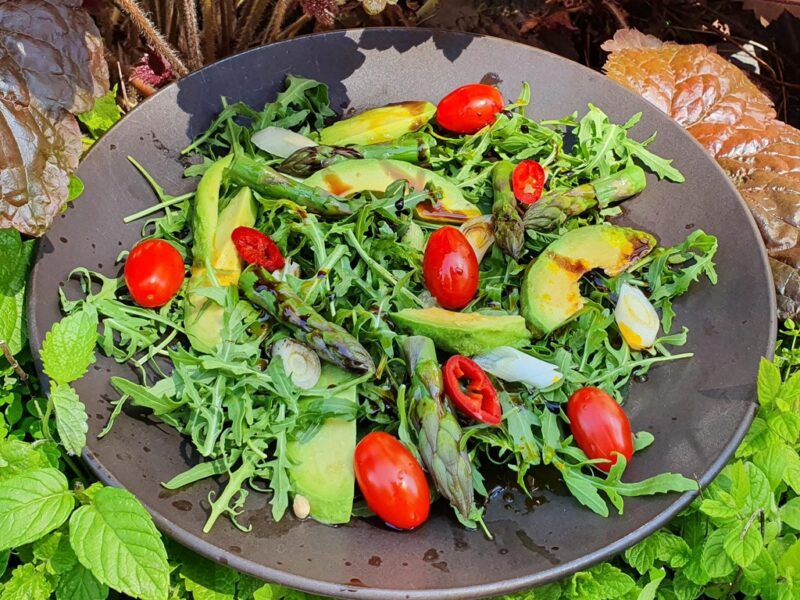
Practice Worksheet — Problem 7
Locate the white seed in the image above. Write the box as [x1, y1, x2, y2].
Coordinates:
[293, 494, 311, 520]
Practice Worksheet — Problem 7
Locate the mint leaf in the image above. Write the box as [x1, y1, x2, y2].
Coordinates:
[585, 563, 635, 598]
[672, 571, 702, 600]
[778, 370, 800, 410]
[724, 522, 762, 567]
[0, 290, 25, 355]
[56, 563, 109, 600]
[0, 468, 73, 551]
[758, 357, 782, 407]
[0, 549, 8, 578]
[742, 549, 778, 597]
[0, 439, 50, 482]
[753, 443, 792, 491]
[77, 86, 122, 139]
[781, 497, 800, 531]
[736, 417, 771, 458]
[682, 547, 710, 586]
[0, 228, 33, 295]
[699, 491, 738, 520]
[68, 175, 85, 202]
[51, 383, 88, 456]
[624, 535, 658, 574]
[41, 308, 98, 384]
[766, 412, 800, 444]
[702, 527, 736, 578]
[69, 487, 169, 600]
[730, 461, 771, 513]
[0, 563, 53, 600]
[636, 567, 666, 600]
[778, 539, 800, 580]
[180, 552, 238, 600]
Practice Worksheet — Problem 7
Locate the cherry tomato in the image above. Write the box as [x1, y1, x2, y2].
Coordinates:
[231, 226, 285, 271]
[512, 160, 546, 204]
[124, 239, 185, 308]
[354, 432, 430, 530]
[436, 84, 505, 134]
[443, 355, 501, 425]
[566, 387, 633, 472]
[423, 227, 479, 310]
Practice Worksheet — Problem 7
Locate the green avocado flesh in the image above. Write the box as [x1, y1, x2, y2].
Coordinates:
[304, 159, 481, 223]
[521, 225, 657, 337]
[319, 101, 436, 146]
[287, 366, 357, 525]
[390, 307, 530, 356]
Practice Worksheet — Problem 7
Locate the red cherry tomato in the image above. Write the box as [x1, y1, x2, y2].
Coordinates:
[566, 387, 633, 472]
[443, 355, 501, 425]
[124, 239, 185, 308]
[423, 227, 479, 310]
[231, 226, 285, 271]
[436, 84, 505, 134]
[354, 432, 430, 530]
[512, 160, 546, 204]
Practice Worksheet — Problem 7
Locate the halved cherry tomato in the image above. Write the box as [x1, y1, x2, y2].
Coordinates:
[354, 432, 430, 530]
[124, 239, 185, 308]
[423, 227, 478, 310]
[231, 226, 285, 271]
[436, 84, 505, 134]
[566, 387, 633, 472]
[512, 160, 546, 204]
[443, 355, 501, 425]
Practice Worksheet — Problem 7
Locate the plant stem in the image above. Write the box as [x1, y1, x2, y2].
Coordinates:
[112, 0, 189, 77]
[123, 194, 192, 223]
[180, 0, 204, 70]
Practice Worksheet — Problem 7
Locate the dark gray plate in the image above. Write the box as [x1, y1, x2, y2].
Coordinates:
[28, 28, 776, 599]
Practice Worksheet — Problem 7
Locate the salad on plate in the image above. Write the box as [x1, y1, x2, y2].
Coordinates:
[61, 77, 718, 536]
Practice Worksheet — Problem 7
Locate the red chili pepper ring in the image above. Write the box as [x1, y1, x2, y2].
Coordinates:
[443, 355, 502, 426]
[231, 226, 286, 271]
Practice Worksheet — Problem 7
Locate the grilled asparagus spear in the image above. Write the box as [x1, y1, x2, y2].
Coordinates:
[226, 154, 355, 217]
[278, 133, 435, 178]
[523, 165, 647, 231]
[240, 269, 375, 373]
[401, 336, 485, 531]
[491, 161, 526, 260]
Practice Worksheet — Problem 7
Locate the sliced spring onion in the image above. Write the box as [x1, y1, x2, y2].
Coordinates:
[460, 214, 494, 263]
[272, 338, 321, 389]
[473, 346, 562, 388]
[252, 127, 317, 158]
[615, 282, 659, 350]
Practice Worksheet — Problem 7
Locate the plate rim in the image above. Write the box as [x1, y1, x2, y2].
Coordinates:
[27, 26, 778, 599]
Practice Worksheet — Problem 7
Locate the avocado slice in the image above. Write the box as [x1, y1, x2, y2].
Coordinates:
[185, 183, 257, 353]
[305, 159, 481, 224]
[521, 225, 656, 337]
[390, 307, 530, 356]
[320, 101, 436, 146]
[287, 365, 357, 524]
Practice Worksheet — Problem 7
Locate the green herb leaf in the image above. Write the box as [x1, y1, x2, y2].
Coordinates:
[0, 288, 25, 356]
[635, 567, 666, 600]
[69, 487, 169, 600]
[0, 562, 54, 600]
[56, 562, 109, 600]
[0, 468, 74, 551]
[758, 357, 783, 407]
[51, 383, 88, 456]
[723, 522, 762, 567]
[68, 175, 85, 202]
[701, 528, 736, 578]
[780, 497, 800, 531]
[41, 308, 98, 385]
[77, 86, 123, 139]
[180, 552, 238, 600]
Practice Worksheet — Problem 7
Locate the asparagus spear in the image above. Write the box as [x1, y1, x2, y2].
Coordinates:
[277, 133, 436, 178]
[401, 336, 486, 531]
[226, 154, 355, 217]
[492, 161, 526, 260]
[523, 165, 647, 231]
[240, 269, 375, 373]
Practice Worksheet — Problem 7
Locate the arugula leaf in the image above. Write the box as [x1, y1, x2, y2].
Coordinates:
[51, 383, 89, 456]
[40, 308, 98, 385]
[55, 563, 109, 600]
[69, 487, 169, 600]
[0, 468, 74, 551]
[78, 86, 123, 139]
